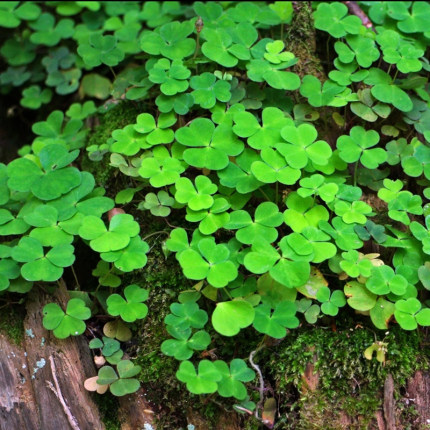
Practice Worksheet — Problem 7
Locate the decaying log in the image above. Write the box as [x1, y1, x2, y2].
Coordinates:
[406, 371, 430, 429]
[118, 387, 155, 430]
[0, 333, 39, 430]
[22, 281, 105, 430]
[383, 374, 396, 430]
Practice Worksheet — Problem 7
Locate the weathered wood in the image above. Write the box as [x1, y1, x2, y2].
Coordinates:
[406, 371, 430, 429]
[383, 374, 396, 430]
[0, 333, 40, 430]
[23, 282, 105, 430]
[118, 387, 155, 430]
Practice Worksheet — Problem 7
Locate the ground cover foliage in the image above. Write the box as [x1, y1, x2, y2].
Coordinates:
[1, 0, 430, 426]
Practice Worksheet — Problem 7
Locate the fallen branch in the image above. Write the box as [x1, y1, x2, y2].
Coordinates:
[344, 1, 375, 31]
[46, 355, 80, 430]
[249, 348, 265, 420]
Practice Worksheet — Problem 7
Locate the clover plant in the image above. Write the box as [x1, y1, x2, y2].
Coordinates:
[2, 0, 430, 415]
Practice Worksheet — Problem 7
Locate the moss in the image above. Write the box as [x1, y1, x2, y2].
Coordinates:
[264, 320, 428, 429]
[93, 392, 121, 430]
[286, 2, 325, 80]
[0, 304, 25, 345]
[81, 100, 141, 189]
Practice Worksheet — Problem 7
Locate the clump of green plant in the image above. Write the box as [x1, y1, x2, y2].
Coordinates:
[1, 1, 430, 426]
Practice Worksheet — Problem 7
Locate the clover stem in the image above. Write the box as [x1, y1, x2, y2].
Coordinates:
[109, 66, 117, 79]
[275, 182, 279, 205]
[387, 64, 392, 75]
[223, 287, 233, 300]
[71, 265, 81, 290]
[142, 230, 169, 241]
[392, 68, 399, 82]
[280, 23, 284, 41]
[353, 160, 359, 187]
[249, 339, 267, 419]
[259, 188, 273, 203]
[326, 35, 331, 64]
[193, 32, 200, 61]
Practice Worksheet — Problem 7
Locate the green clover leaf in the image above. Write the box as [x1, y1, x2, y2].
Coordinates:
[175, 175, 217, 211]
[178, 238, 238, 288]
[161, 329, 211, 360]
[337, 126, 387, 169]
[42, 298, 90, 339]
[201, 27, 238, 68]
[0, 2, 41, 28]
[214, 359, 255, 400]
[134, 112, 176, 146]
[78, 33, 124, 67]
[253, 301, 299, 338]
[31, 110, 86, 151]
[314, 2, 362, 38]
[79, 213, 140, 253]
[139, 191, 174, 217]
[244, 238, 310, 288]
[89, 337, 121, 359]
[211, 300, 255, 336]
[164, 302, 208, 331]
[12, 237, 75, 282]
[341, 35, 380, 68]
[156, 93, 194, 115]
[251, 148, 301, 185]
[48, 172, 114, 222]
[316, 287, 346, 316]
[369, 298, 395, 330]
[0, 208, 29, 236]
[364, 69, 413, 112]
[394, 298, 430, 330]
[139, 146, 186, 188]
[66, 101, 97, 120]
[176, 360, 222, 394]
[257, 272, 297, 307]
[298, 174, 339, 203]
[111, 124, 151, 156]
[349, 88, 390, 123]
[106, 284, 149, 323]
[277, 123, 332, 169]
[21, 85, 52, 110]
[190, 73, 232, 109]
[388, 191, 423, 226]
[319, 217, 363, 251]
[0, 258, 20, 291]
[24, 205, 73, 247]
[299, 75, 346, 107]
[100, 236, 149, 272]
[226, 202, 283, 245]
[344, 281, 377, 312]
[141, 20, 196, 60]
[354, 220, 387, 244]
[176, 118, 244, 171]
[29, 13, 74, 46]
[334, 200, 372, 225]
[339, 250, 373, 278]
[397, 2, 430, 33]
[366, 265, 408, 296]
[233, 107, 293, 150]
[7, 144, 81, 200]
[148, 58, 190, 96]
[246, 58, 300, 90]
[97, 360, 141, 396]
[284, 192, 329, 233]
[377, 179, 404, 203]
[217, 148, 262, 194]
[186, 197, 230, 235]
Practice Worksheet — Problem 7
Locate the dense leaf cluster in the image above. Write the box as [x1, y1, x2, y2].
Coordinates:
[1, 0, 430, 413]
